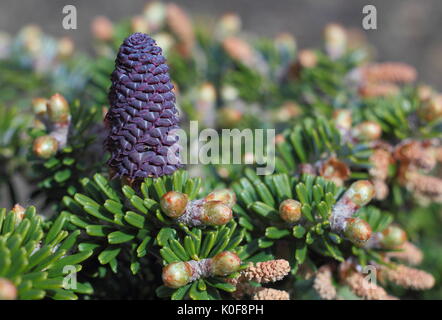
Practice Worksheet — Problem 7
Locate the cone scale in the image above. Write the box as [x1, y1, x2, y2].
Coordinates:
[105, 33, 182, 179]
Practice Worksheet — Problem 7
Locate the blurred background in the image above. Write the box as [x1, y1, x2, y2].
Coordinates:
[0, 0, 441, 88]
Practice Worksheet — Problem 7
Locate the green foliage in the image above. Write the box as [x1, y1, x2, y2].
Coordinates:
[275, 117, 372, 175]
[0, 206, 92, 299]
[63, 170, 202, 274]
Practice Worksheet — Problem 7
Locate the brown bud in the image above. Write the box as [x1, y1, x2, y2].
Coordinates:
[160, 191, 188, 218]
[418, 95, 442, 122]
[32, 97, 48, 115]
[344, 218, 372, 246]
[201, 201, 232, 226]
[205, 189, 236, 208]
[380, 225, 407, 249]
[279, 199, 302, 223]
[33, 135, 59, 159]
[47, 93, 70, 124]
[211, 251, 241, 276]
[162, 261, 193, 288]
[319, 157, 351, 187]
[346, 180, 376, 206]
[353, 121, 382, 141]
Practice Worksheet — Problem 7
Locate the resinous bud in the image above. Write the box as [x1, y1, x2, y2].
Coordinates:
[201, 201, 232, 226]
[380, 225, 407, 249]
[160, 191, 188, 218]
[346, 180, 375, 206]
[353, 121, 382, 141]
[47, 93, 70, 124]
[162, 262, 193, 288]
[418, 95, 442, 122]
[279, 199, 302, 223]
[33, 135, 59, 159]
[211, 251, 241, 276]
[32, 98, 48, 115]
[344, 217, 372, 246]
[205, 189, 236, 208]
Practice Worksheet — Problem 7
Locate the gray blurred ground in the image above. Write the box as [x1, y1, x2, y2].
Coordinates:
[1, 0, 442, 87]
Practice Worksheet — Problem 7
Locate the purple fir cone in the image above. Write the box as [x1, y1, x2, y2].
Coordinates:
[105, 33, 182, 179]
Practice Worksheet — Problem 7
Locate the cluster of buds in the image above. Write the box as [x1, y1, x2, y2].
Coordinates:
[162, 251, 241, 288]
[0, 278, 17, 300]
[32, 93, 70, 159]
[332, 109, 383, 143]
[330, 180, 375, 246]
[160, 189, 235, 227]
[228, 259, 290, 300]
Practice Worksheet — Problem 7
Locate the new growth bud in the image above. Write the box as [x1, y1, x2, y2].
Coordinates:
[32, 97, 48, 115]
[33, 135, 59, 159]
[330, 180, 375, 236]
[159, 191, 234, 227]
[346, 180, 376, 207]
[344, 217, 372, 246]
[162, 261, 193, 288]
[160, 191, 188, 218]
[380, 225, 407, 249]
[47, 93, 70, 124]
[162, 251, 241, 288]
[205, 189, 236, 208]
[279, 199, 302, 223]
[418, 95, 442, 122]
[201, 201, 233, 226]
[211, 251, 242, 276]
[352, 121, 382, 141]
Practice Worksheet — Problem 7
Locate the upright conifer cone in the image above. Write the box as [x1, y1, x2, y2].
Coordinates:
[105, 33, 182, 179]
